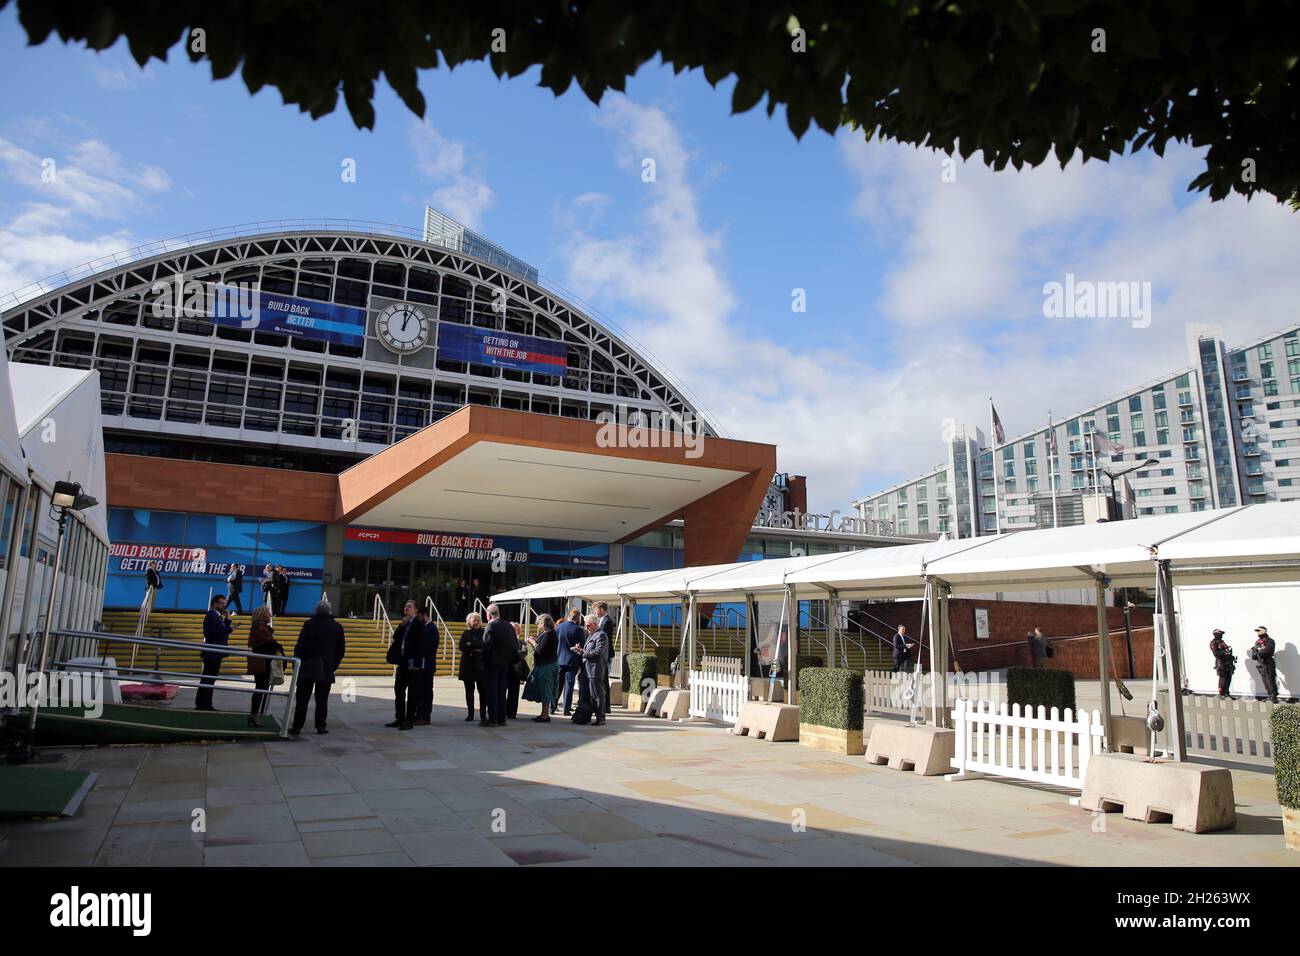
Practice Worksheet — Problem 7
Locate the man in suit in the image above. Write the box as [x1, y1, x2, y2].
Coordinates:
[290, 598, 346, 735]
[594, 601, 617, 715]
[196, 594, 232, 711]
[554, 608, 586, 715]
[413, 605, 440, 725]
[581, 612, 609, 726]
[482, 603, 517, 727]
[274, 566, 291, 616]
[145, 561, 163, 594]
[891, 624, 915, 673]
[387, 600, 422, 730]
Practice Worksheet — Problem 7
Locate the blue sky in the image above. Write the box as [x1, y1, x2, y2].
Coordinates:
[2, 13, 1298, 510]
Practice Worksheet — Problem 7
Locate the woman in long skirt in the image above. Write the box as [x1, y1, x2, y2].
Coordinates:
[523, 614, 559, 723]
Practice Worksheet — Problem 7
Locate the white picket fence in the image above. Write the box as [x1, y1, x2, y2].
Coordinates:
[865, 669, 1003, 718]
[688, 655, 747, 724]
[946, 698, 1105, 790]
[1177, 693, 1276, 766]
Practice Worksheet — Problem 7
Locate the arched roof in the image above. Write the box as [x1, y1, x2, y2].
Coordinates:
[0, 221, 719, 438]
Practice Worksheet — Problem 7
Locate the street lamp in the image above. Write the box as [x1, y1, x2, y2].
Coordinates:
[1100, 458, 1160, 520]
[13, 480, 98, 761]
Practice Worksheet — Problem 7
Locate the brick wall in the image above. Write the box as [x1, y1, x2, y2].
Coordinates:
[853, 598, 1155, 678]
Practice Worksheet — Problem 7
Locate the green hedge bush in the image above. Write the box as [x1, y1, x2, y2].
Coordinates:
[625, 653, 657, 697]
[654, 645, 678, 677]
[797, 667, 864, 731]
[1007, 666, 1076, 714]
[1271, 705, 1300, 810]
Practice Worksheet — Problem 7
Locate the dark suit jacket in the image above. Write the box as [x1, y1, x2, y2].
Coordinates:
[556, 620, 585, 668]
[582, 629, 609, 675]
[201, 608, 232, 663]
[483, 618, 518, 668]
[294, 611, 346, 683]
[420, 619, 441, 669]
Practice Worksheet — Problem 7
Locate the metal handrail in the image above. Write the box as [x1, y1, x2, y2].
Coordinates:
[52, 627, 300, 738]
[424, 596, 457, 674]
[373, 594, 395, 643]
[632, 621, 660, 651]
[803, 605, 866, 669]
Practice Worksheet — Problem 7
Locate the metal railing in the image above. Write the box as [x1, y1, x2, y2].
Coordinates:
[373, 594, 395, 644]
[49, 628, 301, 738]
[424, 596, 457, 674]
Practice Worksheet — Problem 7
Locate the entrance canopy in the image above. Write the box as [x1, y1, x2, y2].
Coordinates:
[337, 406, 774, 553]
[492, 503, 1300, 604]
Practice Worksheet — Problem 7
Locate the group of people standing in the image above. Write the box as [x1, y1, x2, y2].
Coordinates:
[456, 601, 616, 727]
[218, 563, 292, 616]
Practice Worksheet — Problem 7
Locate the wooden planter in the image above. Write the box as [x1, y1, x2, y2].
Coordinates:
[1285, 808, 1300, 851]
[625, 691, 646, 713]
[798, 722, 865, 756]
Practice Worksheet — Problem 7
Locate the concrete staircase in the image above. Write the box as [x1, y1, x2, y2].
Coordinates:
[97, 610, 467, 678]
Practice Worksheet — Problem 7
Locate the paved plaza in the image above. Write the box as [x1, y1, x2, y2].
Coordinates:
[0, 677, 1293, 867]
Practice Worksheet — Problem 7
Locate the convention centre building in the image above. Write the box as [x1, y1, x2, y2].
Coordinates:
[0, 212, 916, 621]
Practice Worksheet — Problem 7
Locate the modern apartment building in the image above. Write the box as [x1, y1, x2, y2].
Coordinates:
[854, 324, 1300, 538]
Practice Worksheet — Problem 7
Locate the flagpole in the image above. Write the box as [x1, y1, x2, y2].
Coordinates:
[1088, 431, 1102, 519]
[989, 398, 1002, 536]
[1048, 412, 1059, 529]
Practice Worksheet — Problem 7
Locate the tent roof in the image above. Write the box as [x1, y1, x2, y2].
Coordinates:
[1158, 500, 1300, 585]
[925, 508, 1239, 593]
[0, 343, 29, 484]
[492, 503, 1300, 606]
[784, 536, 999, 598]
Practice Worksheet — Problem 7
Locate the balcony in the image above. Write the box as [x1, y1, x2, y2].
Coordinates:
[1243, 445, 1262, 457]
[1232, 369, 1250, 382]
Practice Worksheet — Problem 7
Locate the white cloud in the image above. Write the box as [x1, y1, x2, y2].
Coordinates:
[557, 96, 1300, 513]
[409, 121, 494, 229]
[88, 60, 153, 91]
[0, 134, 173, 302]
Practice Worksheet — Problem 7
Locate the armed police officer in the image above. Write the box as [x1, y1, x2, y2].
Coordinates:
[1249, 626, 1280, 703]
[1209, 629, 1236, 698]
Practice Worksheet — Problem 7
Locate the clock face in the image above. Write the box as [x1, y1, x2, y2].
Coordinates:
[375, 303, 430, 354]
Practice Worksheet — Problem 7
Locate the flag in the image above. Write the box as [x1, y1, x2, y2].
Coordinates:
[1048, 414, 1058, 455]
[990, 401, 1005, 445]
[1092, 430, 1124, 456]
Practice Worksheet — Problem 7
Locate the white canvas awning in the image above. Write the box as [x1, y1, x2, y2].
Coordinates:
[1158, 500, 1300, 586]
[924, 509, 1238, 594]
[784, 536, 999, 599]
[687, 552, 861, 601]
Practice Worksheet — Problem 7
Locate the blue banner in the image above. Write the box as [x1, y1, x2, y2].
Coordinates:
[437, 322, 567, 374]
[210, 285, 367, 346]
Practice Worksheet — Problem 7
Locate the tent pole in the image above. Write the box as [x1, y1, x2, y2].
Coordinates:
[1094, 575, 1113, 752]
[826, 588, 839, 669]
[1157, 560, 1187, 761]
[926, 577, 941, 726]
[786, 584, 798, 702]
[936, 579, 951, 728]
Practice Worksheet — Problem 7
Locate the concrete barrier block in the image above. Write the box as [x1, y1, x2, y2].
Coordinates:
[1109, 715, 1151, 756]
[646, 687, 673, 717]
[867, 723, 955, 775]
[733, 702, 799, 741]
[608, 678, 624, 708]
[1079, 752, 1236, 833]
[659, 689, 691, 720]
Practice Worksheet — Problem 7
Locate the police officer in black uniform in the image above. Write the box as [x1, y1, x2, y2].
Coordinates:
[1249, 626, 1279, 703]
[1209, 629, 1236, 698]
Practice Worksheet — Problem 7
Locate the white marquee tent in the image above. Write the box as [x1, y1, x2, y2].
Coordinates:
[493, 501, 1300, 758]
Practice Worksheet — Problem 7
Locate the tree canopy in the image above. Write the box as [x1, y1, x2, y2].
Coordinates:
[7, 0, 1298, 205]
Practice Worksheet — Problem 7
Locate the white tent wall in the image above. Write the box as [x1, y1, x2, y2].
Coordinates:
[1175, 582, 1297, 698]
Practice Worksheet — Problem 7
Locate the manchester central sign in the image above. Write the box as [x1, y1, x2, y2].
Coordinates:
[753, 508, 896, 536]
